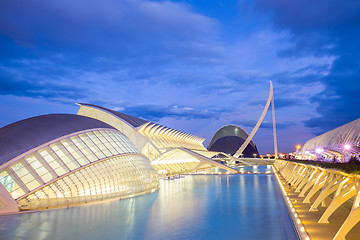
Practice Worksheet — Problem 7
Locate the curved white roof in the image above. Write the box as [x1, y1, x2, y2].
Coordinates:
[302, 118, 360, 153]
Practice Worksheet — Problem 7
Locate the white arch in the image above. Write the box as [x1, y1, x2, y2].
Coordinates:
[234, 80, 278, 158]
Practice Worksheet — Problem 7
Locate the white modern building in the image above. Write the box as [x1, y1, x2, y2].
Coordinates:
[0, 104, 239, 213]
[0, 114, 159, 213]
[301, 118, 360, 160]
[76, 103, 238, 174]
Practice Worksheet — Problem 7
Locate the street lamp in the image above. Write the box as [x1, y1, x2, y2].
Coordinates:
[344, 144, 351, 150]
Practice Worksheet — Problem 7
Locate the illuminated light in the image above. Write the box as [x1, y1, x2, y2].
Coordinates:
[344, 144, 351, 150]
[315, 148, 324, 154]
[292, 208, 295, 212]
[297, 219, 301, 224]
[305, 237, 310, 240]
[295, 213, 298, 217]
[296, 145, 301, 149]
[301, 227, 305, 232]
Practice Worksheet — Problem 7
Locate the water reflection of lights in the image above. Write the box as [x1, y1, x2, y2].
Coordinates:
[0, 174, 297, 240]
[272, 165, 311, 240]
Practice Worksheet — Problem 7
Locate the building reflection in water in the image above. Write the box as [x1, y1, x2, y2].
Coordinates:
[0, 174, 297, 240]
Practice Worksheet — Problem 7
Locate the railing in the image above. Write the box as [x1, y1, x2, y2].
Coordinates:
[274, 160, 360, 240]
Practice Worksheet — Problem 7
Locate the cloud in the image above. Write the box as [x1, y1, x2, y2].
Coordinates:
[252, 0, 360, 33]
[118, 103, 227, 121]
[0, 64, 87, 101]
[0, 0, 356, 153]
[0, 0, 221, 65]
[248, 97, 303, 109]
[231, 119, 296, 129]
[247, 0, 360, 134]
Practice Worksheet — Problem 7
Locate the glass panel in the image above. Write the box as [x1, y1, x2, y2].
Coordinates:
[11, 162, 40, 191]
[0, 170, 15, 192]
[19, 153, 159, 210]
[79, 134, 105, 160]
[39, 147, 68, 176]
[10, 185, 25, 199]
[50, 142, 80, 170]
[25, 154, 54, 183]
[61, 139, 90, 166]
[70, 136, 98, 162]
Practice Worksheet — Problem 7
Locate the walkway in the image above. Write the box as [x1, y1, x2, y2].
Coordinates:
[277, 171, 360, 239]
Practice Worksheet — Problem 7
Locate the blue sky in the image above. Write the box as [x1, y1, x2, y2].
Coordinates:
[0, 0, 359, 154]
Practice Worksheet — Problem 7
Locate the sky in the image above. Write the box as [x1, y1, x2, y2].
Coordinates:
[0, 0, 359, 154]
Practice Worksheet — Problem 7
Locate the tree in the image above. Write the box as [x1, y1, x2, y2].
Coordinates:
[348, 155, 359, 165]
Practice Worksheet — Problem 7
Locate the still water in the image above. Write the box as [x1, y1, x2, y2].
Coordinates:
[0, 174, 297, 240]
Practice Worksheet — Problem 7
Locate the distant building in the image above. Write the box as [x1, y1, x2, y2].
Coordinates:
[207, 125, 259, 158]
[301, 118, 360, 160]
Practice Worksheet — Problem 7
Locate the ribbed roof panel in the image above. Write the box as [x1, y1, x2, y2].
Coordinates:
[78, 103, 150, 128]
[0, 114, 115, 166]
[302, 118, 360, 152]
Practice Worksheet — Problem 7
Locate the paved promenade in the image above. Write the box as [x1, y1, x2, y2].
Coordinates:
[277, 173, 360, 240]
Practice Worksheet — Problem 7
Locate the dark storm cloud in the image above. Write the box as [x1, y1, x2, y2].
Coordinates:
[231, 119, 296, 129]
[250, 0, 360, 134]
[120, 104, 226, 121]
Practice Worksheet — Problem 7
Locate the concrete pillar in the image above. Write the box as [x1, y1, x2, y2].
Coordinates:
[319, 179, 357, 223]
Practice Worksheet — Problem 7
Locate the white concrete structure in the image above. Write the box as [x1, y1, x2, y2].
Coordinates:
[77, 103, 238, 174]
[301, 118, 360, 161]
[274, 160, 360, 240]
[0, 114, 159, 213]
[234, 81, 278, 158]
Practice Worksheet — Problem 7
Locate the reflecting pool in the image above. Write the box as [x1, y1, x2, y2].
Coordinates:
[198, 164, 273, 174]
[0, 175, 297, 240]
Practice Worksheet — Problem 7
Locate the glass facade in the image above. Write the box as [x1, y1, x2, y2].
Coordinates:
[0, 129, 159, 210]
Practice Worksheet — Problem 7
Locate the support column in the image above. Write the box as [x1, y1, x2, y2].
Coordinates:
[299, 169, 320, 197]
[272, 91, 278, 158]
[294, 167, 312, 191]
[333, 184, 360, 240]
[303, 171, 327, 203]
[310, 175, 341, 211]
[318, 179, 356, 223]
[0, 183, 18, 214]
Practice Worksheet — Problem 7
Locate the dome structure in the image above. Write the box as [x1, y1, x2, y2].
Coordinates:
[207, 125, 259, 158]
[0, 114, 158, 213]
